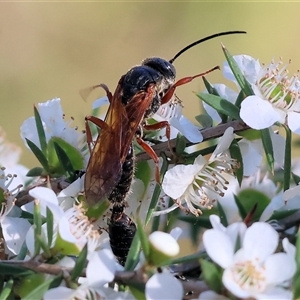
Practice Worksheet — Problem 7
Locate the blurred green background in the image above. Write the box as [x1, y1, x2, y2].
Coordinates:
[1, 2, 300, 168]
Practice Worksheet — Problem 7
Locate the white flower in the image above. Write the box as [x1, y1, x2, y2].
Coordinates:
[203, 219, 296, 299]
[225, 55, 300, 134]
[145, 272, 183, 300]
[0, 168, 30, 255]
[0, 127, 28, 188]
[161, 127, 237, 216]
[20, 98, 88, 166]
[44, 249, 120, 300]
[149, 231, 180, 257]
[25, 187, 104, 257]
[202, 81, 286, 175]
[153, 97, 203, 143]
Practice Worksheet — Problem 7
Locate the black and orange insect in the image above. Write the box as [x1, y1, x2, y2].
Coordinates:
[83, 31, 246, 265]
[84, 30, 246, 207]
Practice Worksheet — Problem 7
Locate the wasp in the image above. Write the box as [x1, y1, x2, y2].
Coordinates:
[84, 30, 246, 207]
[83, 31, 246, 265]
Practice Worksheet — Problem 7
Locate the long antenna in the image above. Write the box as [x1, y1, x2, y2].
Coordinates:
[169, 30, 246, 64]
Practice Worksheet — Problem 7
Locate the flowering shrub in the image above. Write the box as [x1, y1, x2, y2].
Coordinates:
[0, 45, 300, 300]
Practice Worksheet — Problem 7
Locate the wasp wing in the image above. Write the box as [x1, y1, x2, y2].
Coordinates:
[119, 84, 156, 161]
[84, 82, 127, 206]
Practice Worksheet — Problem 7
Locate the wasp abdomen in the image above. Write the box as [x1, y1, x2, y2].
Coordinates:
[109, 204, 137, 266]
[108, 145, 134, 205]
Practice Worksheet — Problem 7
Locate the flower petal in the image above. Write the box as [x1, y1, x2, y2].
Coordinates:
[287, 111, 300, 134]
[145, 273, 183, 300]
[203, 229, 234, 268]
[243, 222, 278, 261]
[264, 253, 296, 285]
[240, 96, 281, 129]
[87, 249, 117, 286]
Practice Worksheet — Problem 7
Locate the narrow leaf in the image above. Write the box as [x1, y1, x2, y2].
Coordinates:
[201, 259, 222, 293]
[34, 105, 48, 155]
[202, 76, 227, 122]
[145, 153, 169, 226]
[136, 219, 150, 261]
[53, 142, 75, 177]
[196, 93, 240, 120]
[175, 133, 186, 155]
[229, 139, 243, 186]
[22, 275, 62, 300]
[46, 207, 54, 248]
[235, 89, 246, 108]
[260, 129, 274, 173]
[0, 278, 13, 300]
[124, 234, 141, 271]
[233, 194, 247, 220]
[217, 201, 228, 227]
[71, 244, 88, 280]
[0, 263, 33, 276]
[26, 167, 44, 177]
[195, 114, 213, 128]
[25, 138, 49, 172]
[222, 46, 254, 96]
[283, 125, 292, 191]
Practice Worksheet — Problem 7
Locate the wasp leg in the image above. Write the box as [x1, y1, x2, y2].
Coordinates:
[84, 115, 110, 153]
[143, 121, 175, 157]
[161, 65, 220, 105]
[136, 137, 160, 183]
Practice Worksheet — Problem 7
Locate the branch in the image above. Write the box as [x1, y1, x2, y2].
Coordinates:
[136, 120, 249, 162]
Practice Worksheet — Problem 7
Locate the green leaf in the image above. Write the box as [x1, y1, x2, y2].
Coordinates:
[234, 194, 248, 220]
[71, 244, 87, 280]
[135, 161, 151, 190]
[236, 189, 271, 221]
[0, 263, 33, 276]
[222, 46, 254, 96]
[136, 218, 150, 261]
[34, 105, 48, 155]
[145, 153, 169, 226]
[267, 209, 298, 222]
[200, 259, 222, 293]
[0, 279, 13, 300]
[294, 228, 300, 298]
[235, 89, 246, 108]
[124, 233, 141, 271]
[195, 114, 213, 128]
[283, 125, 292, 191]
[202, 76, 227, 123]
[48, 137, 84, 176]
[26, 167, 44, 177]
[25, 138, 49, 173]
[217, 201, 228, 227]
[196, 93, 240, 120]
[292, 172, 300, 185]
[22, 275, 62, 300]
[229, 139, 243, 186]
[46, 207, 54, 248]
[175, 133, 186, 155]
[53, 141, 75, 177]
[260, 129, 274, 173]
[33, 200, 42, 256]
[202, 76, 220, 95]
[160, 251, 207, 266]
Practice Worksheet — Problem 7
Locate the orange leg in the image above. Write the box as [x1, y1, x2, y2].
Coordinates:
[161, 66, 220, 105]
[85, 115, 110, 153]
[136, 137, 161, 183]
[143, 121, 175, 156]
